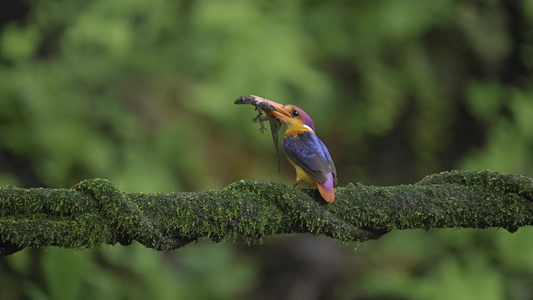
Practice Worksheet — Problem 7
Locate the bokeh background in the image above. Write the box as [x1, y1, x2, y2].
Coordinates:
[1, 0, 533, 299]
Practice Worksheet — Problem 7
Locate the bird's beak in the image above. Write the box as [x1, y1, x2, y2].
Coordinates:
[251, 95, 291, 120]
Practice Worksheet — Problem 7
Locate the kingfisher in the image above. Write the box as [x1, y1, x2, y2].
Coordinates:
[256, 96, 337, 203]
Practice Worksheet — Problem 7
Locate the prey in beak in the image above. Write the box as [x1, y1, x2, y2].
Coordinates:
[235, 95, 289, 172]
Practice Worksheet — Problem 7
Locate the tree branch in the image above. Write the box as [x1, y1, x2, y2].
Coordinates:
[0, 170, 532, 256]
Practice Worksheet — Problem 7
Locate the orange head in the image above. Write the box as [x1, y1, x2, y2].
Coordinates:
[260, 99, 316, 133]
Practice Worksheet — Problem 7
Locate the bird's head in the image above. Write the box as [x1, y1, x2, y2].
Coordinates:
[261, 98, 316, 133]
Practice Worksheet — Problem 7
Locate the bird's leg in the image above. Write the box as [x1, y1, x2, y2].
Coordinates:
[293, 179, 301, 187]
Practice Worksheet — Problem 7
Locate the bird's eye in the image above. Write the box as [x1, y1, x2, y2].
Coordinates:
[291, 110, 300, 117]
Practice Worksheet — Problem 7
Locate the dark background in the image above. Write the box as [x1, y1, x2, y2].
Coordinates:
[1, 0, 532, 299]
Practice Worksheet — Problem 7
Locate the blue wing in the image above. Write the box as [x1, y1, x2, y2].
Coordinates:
[283, 132, 337, 183]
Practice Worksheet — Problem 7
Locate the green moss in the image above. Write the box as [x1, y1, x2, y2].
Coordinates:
[0, 171, 532, 255]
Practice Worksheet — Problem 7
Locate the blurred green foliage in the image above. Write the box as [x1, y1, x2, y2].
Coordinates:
[0, 0, 532, 299]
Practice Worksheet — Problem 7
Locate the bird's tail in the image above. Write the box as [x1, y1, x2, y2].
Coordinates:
[317, 173, 335, 203]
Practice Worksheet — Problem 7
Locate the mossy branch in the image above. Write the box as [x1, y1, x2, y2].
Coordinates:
[0, 170, 532, 256]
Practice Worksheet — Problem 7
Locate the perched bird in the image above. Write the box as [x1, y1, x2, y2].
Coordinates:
[258, 96, 337, 203]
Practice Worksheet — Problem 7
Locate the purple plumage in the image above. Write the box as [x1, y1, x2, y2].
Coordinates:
[283, 132, 337, 184]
